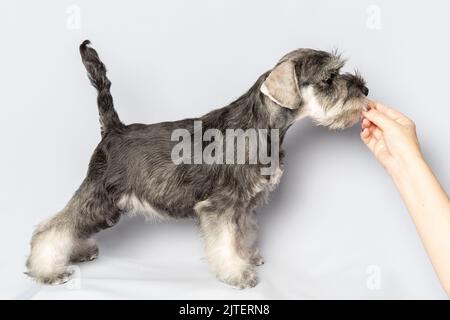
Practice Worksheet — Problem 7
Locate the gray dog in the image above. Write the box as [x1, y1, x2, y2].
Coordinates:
[26, 40, 368, 289]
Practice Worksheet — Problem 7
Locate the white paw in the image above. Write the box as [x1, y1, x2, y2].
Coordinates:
[221, 268, 258, 289]
[251, 251, 265, 266]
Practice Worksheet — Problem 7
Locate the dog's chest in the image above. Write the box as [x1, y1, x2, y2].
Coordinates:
[254, 166, 283, 196]
[117, 193, 167, 222]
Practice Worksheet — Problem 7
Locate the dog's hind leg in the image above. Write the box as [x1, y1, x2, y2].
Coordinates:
[70, 238, 99, 263]
[26, 180, 120, 285]
[195, 200, 258, 289]
[25, 215, 77, 285]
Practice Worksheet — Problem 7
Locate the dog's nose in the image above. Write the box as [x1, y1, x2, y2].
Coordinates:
[361, 86, 369, 96]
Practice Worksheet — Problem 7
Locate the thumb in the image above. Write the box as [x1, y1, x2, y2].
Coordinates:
[362, 108, 397, 131]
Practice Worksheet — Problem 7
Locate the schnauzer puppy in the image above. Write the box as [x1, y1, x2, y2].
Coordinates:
[26, 40, 368, 288]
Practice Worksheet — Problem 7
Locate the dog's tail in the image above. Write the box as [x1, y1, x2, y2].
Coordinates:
[79, 40, 123, 136]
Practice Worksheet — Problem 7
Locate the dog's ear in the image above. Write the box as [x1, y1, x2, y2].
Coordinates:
[260, 61, 301, 109]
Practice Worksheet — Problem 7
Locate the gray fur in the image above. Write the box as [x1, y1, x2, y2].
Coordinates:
[26, 41, 368, 288]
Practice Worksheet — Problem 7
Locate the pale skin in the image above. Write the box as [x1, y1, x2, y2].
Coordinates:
[361, 101, 450, 296]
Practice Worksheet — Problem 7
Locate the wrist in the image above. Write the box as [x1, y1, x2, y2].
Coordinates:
[388, 152, 427, 185]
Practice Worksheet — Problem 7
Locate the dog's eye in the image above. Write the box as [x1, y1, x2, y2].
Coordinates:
[323, 73, 336, 85]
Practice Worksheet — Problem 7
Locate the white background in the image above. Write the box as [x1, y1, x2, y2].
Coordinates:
[1, 0, 449, 299]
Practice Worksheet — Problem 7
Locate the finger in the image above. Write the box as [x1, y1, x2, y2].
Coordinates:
[361, 118, 371, 128]
[361, 129, 377, 153]
[371, 127, 383, 140]
[367, 122, 377, 132]
[361, 128, 378, 146]
[371, 101, 406, 121]
[361, 127, 370, 140]
[360, 129, 370, 145]
[362, 108, 397, 131]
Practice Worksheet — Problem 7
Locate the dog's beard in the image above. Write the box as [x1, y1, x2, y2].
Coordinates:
[324, 97, 369, 130]
[300, 86, 368, 130]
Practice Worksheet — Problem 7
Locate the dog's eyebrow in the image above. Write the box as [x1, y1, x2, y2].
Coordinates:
[329, 58, 345, 71]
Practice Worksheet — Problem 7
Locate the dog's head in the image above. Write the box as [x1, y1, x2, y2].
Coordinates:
[261, 49, 369, 129]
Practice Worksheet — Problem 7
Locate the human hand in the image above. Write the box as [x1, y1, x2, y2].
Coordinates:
[362, 102, 450, 297]
[361, 101, 423, 176]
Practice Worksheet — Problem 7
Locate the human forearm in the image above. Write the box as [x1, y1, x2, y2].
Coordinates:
[390, 155, 450, 295]
[362, 102, 450, 295]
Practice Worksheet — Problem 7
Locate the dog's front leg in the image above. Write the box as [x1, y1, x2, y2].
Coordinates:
[196, 201, 258, 289]
[250, 248, 265, 266]
[237, 208, 265, 266]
